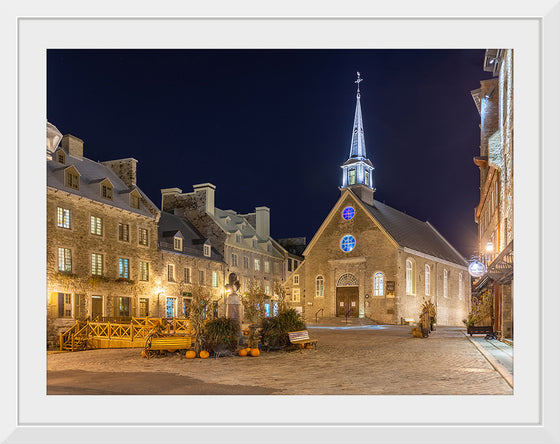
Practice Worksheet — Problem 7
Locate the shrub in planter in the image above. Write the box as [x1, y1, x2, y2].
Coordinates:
[261, 309, 306, 349]
[204, 317, 240, 354]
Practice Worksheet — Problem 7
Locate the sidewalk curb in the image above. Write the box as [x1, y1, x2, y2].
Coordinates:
[464, 333, 513, 389]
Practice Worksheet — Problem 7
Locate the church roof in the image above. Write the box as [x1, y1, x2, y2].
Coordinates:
[359, 197, 467, 266]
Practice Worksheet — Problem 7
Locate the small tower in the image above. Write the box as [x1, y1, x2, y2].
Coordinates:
[340, 72, 375, 206]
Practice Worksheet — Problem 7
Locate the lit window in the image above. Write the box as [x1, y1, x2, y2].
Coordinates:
[119, 258, 130, 279]
[374, 272, 384, 296]
[168, 264, 175, 282]
[292, 288, 300, 302]
[90, 216, 103, 236]
[174, 237, 183, 251]
[340, 235, 356, 252]
[212, 271, 219, 288]
[425, 265, 430, 295]
[65, 170, 79, 190]
[139, 261, 149, 281]
[293, 274, 299, 285]
[184, 267, 191, 283]
[118, 223, 129, 242]
[265, 284, 270, 295]
[264, 261, 270, 273]
[459, 272, 463, 300]
[101, 184, 113, 200]
[364, 169, 370, 186]
[443, 269, 449, 298]
[91, 253, 103, 275]
[316, 276, 324, 297]
[232, 253, 238, 267]
[58, 248, 72, 272]
[130, 194, 140, 209]
[254, 259, 260, 271]
[139, 228, 148, 246]
[342, 207, 355, 220]
[57, 207, 71, 229]
[204, 244, 211, 257]
[348, 169, 356, 185]
[406, 259, 415, 294]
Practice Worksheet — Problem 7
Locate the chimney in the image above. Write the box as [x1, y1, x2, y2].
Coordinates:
[61, 134, 83, 159]
[161, 187, 183, 212]
[101, 158, 138, 188]
[193, 183, 216, 216]
[255, 206, 270, 239]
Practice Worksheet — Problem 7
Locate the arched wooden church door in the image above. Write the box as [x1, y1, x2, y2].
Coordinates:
[336, 273, 359, 317]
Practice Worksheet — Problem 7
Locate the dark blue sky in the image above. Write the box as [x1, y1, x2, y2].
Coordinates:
[47, 49, 494, 258]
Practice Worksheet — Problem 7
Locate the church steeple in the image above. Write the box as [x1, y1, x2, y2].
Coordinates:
[341, 72, 375, 205]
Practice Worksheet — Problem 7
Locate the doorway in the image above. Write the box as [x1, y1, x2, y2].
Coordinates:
[336, 287, 359, 317]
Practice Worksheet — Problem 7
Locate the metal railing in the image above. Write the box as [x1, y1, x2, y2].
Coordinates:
[315, 308, 324, 324]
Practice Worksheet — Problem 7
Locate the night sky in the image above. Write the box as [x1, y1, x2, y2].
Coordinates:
[47, 49, 495, 258]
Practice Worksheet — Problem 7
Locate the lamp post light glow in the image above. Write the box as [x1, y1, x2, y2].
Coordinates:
[486, 242, 494, 253]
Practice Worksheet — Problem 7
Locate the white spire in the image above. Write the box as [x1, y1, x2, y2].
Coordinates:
[349, 72, 367, 159]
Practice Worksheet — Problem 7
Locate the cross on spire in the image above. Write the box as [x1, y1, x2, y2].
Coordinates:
[355, 71, 363, 97]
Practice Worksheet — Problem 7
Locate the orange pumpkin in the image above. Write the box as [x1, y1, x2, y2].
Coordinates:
[238, 349, 247, 357]
[199, 350, 210, 359]
[141, 350, 147, 358]
[250, 348, 260, 357]
[305, 344, 313, 349]
[168, 349, 176, 353]
[185, 350, 196, 359]
[245, 347, 252, 353]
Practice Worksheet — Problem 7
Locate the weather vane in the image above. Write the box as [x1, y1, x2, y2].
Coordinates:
[355, 71, 363, 96]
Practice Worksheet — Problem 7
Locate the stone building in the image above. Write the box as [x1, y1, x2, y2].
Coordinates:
[46, 122, 161, 348]
[470, 49, 514, 340]
[161, 184, 286, 315]
[284, 74, 470, 326]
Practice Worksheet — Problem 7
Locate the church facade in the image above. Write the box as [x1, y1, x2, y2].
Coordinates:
[285, 74, 470, 326]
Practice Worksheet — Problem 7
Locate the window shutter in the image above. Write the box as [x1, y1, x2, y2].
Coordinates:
[73, 294, 81, 319]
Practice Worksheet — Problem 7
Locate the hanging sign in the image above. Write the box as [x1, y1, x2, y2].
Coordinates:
[468, 260, 486, 278]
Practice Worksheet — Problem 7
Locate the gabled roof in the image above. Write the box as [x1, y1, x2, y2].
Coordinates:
[47, 154, 158, 218]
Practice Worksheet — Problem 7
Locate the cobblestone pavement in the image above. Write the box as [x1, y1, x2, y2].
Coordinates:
[47, 325, 513, 395]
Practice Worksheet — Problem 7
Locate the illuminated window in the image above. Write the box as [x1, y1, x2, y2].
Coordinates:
[364, 169, 370, 186]
[254, 259, 260, 271]
[406, 259, 415, 294]
[425, 265, 430, 295]
[316, 276, 324, 297]
[348, 169, 356, 185]
[293, 275, 299, 285]
[458, 272, 463, 300]
[118, 223, 129, 242]
[58, 248, 72, 272]
[212, 271, 219, 288]
[174, 236, 183, 251]
[292, 288, 300, 302]
[139, 228, 148, 246]
[204, 244, 211, 257]
[342, 206, 355, 220]
[340, 235, 356, 252]
[139, 261, 149, 281]
[265, 284, 271, 295]
[443, 269, 449, 298]
[264, 261, 270, 273]
[90, 216, 103, 236]
[119, 258, 130, 279]
[374, 272, 384, 296]
[91, 253, 103, 275]
[57, 207, 71, 229]
[168, 264, 175, 281]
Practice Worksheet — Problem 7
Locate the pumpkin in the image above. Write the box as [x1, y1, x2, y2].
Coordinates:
[238, 349, 247, 357]
[141, 350, 147, 358]
[245, 348, 252, 353]
[185, 350, 196, 359]
[250, 348, 260, 357]
[168, 349, 176, 353]
[305, 343, 313, 349]
[199, 350, 210, 359]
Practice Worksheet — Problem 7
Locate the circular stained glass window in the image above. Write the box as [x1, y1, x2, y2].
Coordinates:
[340, 235, 356, 252]
[342, 206, 355, 220]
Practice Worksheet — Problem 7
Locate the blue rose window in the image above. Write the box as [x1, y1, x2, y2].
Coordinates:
[340, 235, 356, 252]
[342, 206, 355, 220]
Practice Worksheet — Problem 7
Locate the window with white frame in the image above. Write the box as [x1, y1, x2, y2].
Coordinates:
[118, 223, 129, 242]
[90, 215, 103, 236]
[292, 288, 301, 302]
[458, 272, 463, 300]
[374, 272, 384, 296]
[232, 253, 238, 267]
[119, 258, 130, 279]
[265, 284, 271, 295]
[139, 228, 148, 246]
[406, 259, 415, 294]
[204, 244, 211, 257]
[316, 275, 324, 297]
[254, 259, 260, 271]
[212, 271, 219, 288]
[57, 207, 71, 229]
[91, 253, 103, 275]
[58, 247, 72, 272]
[174, 236, 183, 251]
[184, 267, 191, 283]
[293, 274, 299, 285]
[425, 265, 430, 295]
[139, 261, 149, 281]
[168, 264, 175, 281]
[443, 269, 449, 298]
[264, 261, 270, 273]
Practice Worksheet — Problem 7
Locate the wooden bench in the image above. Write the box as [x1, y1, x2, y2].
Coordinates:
[288, 330, 318, 349]
[144, 335, 193, 358]
[467, 326, 494, 336]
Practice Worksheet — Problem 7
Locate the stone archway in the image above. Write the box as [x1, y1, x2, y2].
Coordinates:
[336, 273, 359, 317]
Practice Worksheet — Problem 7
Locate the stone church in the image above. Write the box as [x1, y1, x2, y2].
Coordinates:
[285, 74, 470, 326]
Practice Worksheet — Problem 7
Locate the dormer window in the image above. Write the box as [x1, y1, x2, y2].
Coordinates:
[204, 244, 211, 257]
[174, 235, 183, 252]
[57, 150, 65, 164]
[100, 179, 113, 201]
[64, 167, 80, 190]
[236, 233, 242, 243]
[130, 190, 141, 209]
[252, 239, 257, 248]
